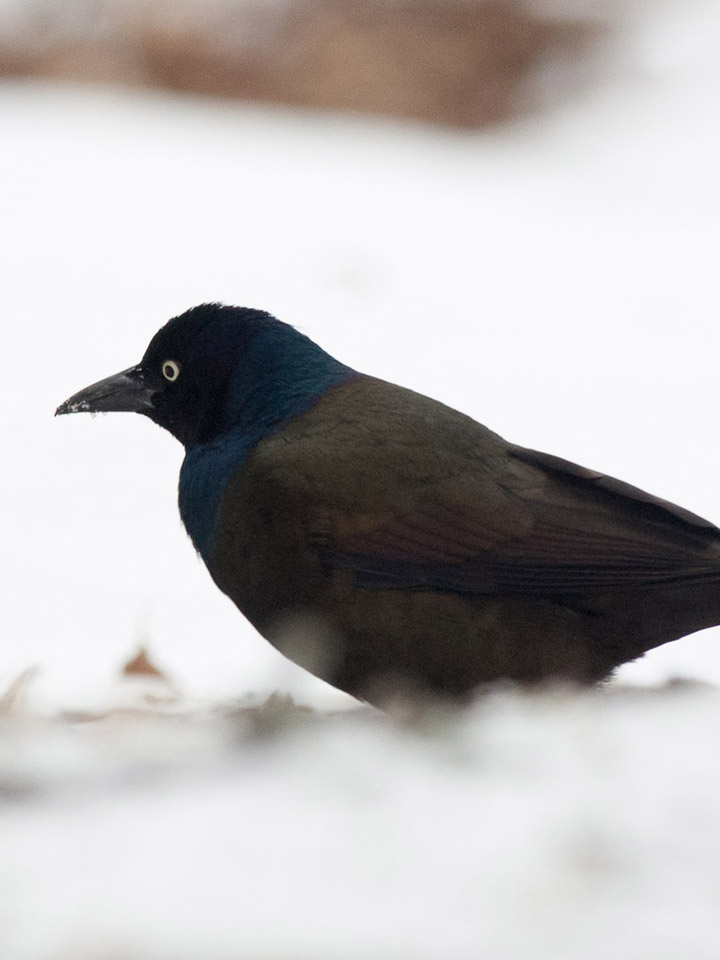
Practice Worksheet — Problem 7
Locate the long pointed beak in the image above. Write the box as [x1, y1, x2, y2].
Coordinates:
[55, 365, 156, 416]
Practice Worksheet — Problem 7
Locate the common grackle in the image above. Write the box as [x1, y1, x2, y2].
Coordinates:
[56, 304, 720, 704]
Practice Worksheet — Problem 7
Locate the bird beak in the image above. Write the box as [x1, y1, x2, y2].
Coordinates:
[55, 365, 156, 417]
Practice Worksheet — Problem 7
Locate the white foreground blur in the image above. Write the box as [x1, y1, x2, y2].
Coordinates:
[1, 683, 719, 959]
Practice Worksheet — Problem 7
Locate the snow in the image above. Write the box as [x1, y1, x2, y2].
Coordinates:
[1, 0, 720, 954]
[2, 685, 720, 959]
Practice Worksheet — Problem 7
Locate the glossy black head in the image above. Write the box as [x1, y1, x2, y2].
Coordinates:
[56, 304, 288, 446]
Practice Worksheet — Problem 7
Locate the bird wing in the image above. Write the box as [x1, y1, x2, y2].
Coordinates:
[332, 446, 720, 595]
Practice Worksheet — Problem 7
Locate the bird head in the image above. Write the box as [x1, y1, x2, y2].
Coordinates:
[56, 303, 355, 447]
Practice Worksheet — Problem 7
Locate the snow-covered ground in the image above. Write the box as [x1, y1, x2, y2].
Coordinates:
[3, 684, 720, 960]
[1, 0, 720, 955]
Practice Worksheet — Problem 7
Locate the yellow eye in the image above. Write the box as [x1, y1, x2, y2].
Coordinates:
[162, 360, 181, 382]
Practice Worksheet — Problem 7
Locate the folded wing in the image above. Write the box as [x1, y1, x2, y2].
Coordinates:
[334, 447, 720, 595]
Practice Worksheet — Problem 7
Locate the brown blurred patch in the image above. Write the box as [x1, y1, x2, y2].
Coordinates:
[122, 646, 168, 681]
[0, 0, 609, 127]
[136, 0, 602, 127]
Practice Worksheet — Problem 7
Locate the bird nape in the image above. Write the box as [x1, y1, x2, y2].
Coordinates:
[56, 303, 720, 706]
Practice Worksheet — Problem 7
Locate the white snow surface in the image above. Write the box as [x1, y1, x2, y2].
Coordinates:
[2, 2, 720, 954]
[2, 684, 720, 959]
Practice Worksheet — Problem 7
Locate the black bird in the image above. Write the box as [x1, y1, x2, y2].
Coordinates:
[56, 304, 720, 704]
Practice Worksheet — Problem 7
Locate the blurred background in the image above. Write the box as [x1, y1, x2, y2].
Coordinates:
[0, 0, 618, 126]
[2, 3, 720, 956]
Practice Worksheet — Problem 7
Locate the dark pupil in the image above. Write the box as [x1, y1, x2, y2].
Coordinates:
[164, 364, 174, 379]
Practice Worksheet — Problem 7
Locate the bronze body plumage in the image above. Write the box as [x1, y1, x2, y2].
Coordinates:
[209, 376, 720, 701]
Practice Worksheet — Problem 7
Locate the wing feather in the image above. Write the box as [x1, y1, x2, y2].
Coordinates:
[332, 446, 720, 595]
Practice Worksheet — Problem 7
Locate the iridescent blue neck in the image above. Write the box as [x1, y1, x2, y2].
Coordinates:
[222, 323, 357, 442]
[179, 326, 358, 560]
